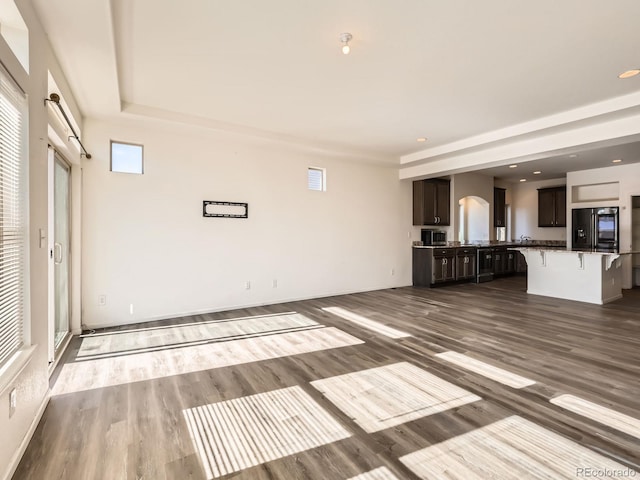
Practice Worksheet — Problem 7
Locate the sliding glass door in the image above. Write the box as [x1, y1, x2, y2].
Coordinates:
[53, 154, 71, 351]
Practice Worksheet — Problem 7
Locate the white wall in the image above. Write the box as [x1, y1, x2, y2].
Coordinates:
[512, 178, 567, 241]
[451, 172, 494, 241]
[81, 118, 412, 328]
[567, 162, 640, 289]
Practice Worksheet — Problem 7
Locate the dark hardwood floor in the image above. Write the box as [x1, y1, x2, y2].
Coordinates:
[13, 277, 640, 479]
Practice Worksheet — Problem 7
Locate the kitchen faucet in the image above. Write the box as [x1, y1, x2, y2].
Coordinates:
[520, 235, 532, 242]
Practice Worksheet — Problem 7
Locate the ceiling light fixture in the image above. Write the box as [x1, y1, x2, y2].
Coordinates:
[519, 178, 527, 182]
[612, 159, 622, 163]
[417, 137, 427, 142]
[509, 164, 518, 169]
[533, 171, 541, 175]
[618, 69, 640, 79]
[340, 33, 353, 55]
[569, 154, 578, 158]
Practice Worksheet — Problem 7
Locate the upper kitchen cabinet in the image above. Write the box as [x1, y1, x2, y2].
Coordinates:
[538, 186, 566, 227]
[494, 187, 506, 227]
[413, 178, 450, 226]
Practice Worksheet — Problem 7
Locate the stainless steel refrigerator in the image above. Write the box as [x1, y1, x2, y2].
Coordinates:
[572, 207, 619, 252]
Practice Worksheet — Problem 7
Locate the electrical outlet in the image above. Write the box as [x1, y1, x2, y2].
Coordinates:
[391, 268, 395, 276]
[129, 304, 134, 315]
[9, 388, 16, 418]
[98, 295, 106, 306]
[272, 279, 278, 288]
[245, 281, 251, 290]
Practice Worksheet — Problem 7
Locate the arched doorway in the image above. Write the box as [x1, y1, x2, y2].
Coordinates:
[458, 196, 490, 243]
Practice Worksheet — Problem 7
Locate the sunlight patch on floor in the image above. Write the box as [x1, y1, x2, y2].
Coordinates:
[399, 415, 636, 479]
[52, 327, 364, 396]
[435, 351, 536, 389]
[311, 362, 481, 433]
[183, 386, 351, 479]
[78, 312, 319, 359]
[550, 394, 640, 440]
[322, 307, 411, 339]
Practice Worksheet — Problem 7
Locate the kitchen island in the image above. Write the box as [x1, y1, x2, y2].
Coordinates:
[516, 248, 623, 305]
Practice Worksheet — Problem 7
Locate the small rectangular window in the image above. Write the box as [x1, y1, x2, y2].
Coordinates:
[111, 141, 144, 174]
[308, 167, 326, 191]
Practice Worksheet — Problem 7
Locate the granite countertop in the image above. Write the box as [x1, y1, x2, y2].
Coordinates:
[513, 248, 638, 255]
[413, 241, 567, 249]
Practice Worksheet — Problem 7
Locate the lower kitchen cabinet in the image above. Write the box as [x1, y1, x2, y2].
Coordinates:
[514, 250, 528, 274]
[492, 247, 507, 276]
[413, 247, 475, 287]
[413, 245, 522, 288]
[493, 247, 518, 276]
[432, 250, 456, 283]
[506, 249, 517, 274]
[456, 247, 477, 280]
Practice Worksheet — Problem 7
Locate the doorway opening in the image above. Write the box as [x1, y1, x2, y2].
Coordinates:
[458, 196, 490, 243]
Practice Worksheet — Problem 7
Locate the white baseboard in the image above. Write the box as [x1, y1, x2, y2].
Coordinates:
[82, 283, 412, 330]
[2, 389, 50, 480]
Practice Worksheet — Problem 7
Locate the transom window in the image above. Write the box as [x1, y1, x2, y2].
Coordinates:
[308, 167, 326, 192]
[111, 141, 144, 174]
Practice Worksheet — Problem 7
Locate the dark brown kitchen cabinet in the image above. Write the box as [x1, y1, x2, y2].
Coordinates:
[432, 249, 456, 283]
[413, 178, 450, 226]
[455, 247, 477, 280]
[538, 186, 566, 227]
[494, 187, 506, 227]
[492, 247, 507, 275]
[515, 250, 528, 274]
[505, 249, 517, 274]
[412, 247, 458, 286]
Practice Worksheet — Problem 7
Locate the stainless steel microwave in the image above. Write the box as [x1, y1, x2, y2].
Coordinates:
[421, 229, 447, 246]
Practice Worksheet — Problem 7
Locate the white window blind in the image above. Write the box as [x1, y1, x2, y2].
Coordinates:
[0, 67, 27, 368]
[308, 167, 325, 191]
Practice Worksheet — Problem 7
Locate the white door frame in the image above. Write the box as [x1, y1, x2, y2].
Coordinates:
[47, 146, 73, 367]
[47, 146, 55, 364]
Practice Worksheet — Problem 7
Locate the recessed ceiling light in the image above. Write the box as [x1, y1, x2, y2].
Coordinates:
[612, 159, 622, 163]
[569, 154, 578, 158]
[533, 171, 541, 175]
[519, 178, 527, 182]
[618, 69, 640, 79]
[509, 164, 518, 169]
[417, 137, 427, 142]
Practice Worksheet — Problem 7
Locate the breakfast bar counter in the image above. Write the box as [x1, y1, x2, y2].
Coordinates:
[516, 248, 624, 305]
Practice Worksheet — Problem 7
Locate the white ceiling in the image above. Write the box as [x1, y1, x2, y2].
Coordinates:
[31, 0, 640, 171]
[481, 139, 640, 183]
